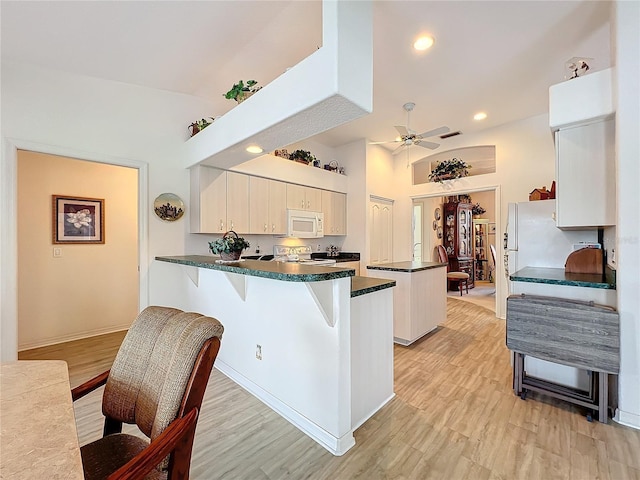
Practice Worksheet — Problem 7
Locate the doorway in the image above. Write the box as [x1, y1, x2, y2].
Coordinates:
[413, 187, 499, 313]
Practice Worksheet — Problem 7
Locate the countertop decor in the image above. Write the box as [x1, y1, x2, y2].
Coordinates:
[208, 231, 250, 261]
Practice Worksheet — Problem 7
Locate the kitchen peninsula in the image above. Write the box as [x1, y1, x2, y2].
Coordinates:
[155, 256, 395, 455]
[367, 261, 448, 346]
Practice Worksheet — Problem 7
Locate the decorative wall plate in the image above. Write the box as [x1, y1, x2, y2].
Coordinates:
[154, 193, 185, 221]
[437, 226, 443, 239]
[432, 220, 438, 231]
[434, 208, 441, 220]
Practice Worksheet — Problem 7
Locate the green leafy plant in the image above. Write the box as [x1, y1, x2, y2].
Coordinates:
[208, 231, 250, 255]
[428, 157, 471, 183]
[189, 117, 215, 136]
[223, 80, 261, 102]
[472, 203, 486, 216]
[288, 149, 316, 165]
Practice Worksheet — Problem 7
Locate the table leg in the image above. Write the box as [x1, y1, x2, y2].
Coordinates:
[598, 372, 608, 424]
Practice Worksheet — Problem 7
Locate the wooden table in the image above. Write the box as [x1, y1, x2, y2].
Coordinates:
[0, 360, 84, 479]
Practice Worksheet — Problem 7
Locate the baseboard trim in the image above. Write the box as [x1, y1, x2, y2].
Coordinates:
[352, 392, 395, 431]
[18, 325, 130, 352]
[215, 360, 355, 456]
[614, 408, 640, 430]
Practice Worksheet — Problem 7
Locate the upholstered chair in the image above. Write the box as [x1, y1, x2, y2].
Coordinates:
[72, 306, 224, 480]
[436, 245, 470, 296]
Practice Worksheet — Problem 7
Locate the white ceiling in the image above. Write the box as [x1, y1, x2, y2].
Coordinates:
[1, 1, 612, 153]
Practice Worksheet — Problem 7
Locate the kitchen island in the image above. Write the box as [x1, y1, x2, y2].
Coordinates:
[154, 256, 395, 455]
[367, 261, 448, 346]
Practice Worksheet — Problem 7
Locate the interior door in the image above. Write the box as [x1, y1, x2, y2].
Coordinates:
[369, 198, 393, 265]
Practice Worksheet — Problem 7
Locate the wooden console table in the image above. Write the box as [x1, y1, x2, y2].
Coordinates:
[506, 294, 619, 423]
[0, 361, 84, 479]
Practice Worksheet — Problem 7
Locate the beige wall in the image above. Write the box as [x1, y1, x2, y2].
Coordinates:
[17, 151, 138, 349]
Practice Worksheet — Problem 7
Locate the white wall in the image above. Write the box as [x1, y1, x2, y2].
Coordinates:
[612, 0, 640, 429]
[1, 61, 216, 359]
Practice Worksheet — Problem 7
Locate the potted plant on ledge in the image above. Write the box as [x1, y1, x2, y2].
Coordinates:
[428, 157, 471, 183]
[188, 117, 215, 137]
[208, 231, 250, 261]
[223, 80, 261, 103]
[288, 149, 316, 165]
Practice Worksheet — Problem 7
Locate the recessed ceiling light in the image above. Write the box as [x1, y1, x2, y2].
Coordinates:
[246, 145, 263, 154]
[473, 112, 487, 121]
[413, 36, 434, 51]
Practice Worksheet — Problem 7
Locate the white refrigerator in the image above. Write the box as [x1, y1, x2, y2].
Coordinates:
[505, 200, 599, 389]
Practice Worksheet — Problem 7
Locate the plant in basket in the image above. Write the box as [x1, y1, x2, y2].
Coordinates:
[208, 231, 250, 261]
[428, 157, 471, 183]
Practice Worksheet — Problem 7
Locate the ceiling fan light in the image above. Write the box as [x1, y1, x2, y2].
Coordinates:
[414, 36, 434, 51]
[473, 112, 487, 121]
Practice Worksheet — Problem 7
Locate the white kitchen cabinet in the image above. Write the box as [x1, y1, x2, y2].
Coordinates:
[190, 166, 227, 233]
[249, 177, 287, 234]
[226, 172, 250, 233]
[555, 118, 615, 228]
[322, 190, 347, 235]
[287, 184, 322, 211]
[268, 179, 287, 234]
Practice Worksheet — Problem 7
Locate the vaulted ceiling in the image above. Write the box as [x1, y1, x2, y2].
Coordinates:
[1, 1, 612, 152]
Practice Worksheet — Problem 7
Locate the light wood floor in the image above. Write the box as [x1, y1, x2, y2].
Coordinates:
[19, 298, 640, 479]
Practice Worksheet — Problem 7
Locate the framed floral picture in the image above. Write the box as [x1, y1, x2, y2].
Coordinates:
[52, 195, 105, 244]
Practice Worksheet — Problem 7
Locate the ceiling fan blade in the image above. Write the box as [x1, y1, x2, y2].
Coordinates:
[416, 126, 450, 138]
[415, 140, 440, 150]
[392, 143, 406, 155]
[394, 125, 409, 136]
[369, 140, 400, 145]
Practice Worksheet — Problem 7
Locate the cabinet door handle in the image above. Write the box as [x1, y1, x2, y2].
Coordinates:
[220, 220, 224, 231]
[230, 221, 234, 229]
[307, 200, 310, 209]
[301, 200, 305, 208]
[272, 224, 275, 232]
[263, 223, 267, 232]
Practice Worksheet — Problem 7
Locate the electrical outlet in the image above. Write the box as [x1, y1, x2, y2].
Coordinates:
[53, 247, 62, 258]
[255, 344, 262, 360]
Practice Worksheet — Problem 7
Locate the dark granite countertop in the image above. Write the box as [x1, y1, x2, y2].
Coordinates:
[351, 276, 396, 298]
[366, 261, 448, 273]
[510, 266, 616, 290]
[156, 255, 394, 297]
[156, 255, 354, 282]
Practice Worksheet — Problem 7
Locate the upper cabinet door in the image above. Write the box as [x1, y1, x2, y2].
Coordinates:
[286, 184, 306, 210]
[555, 119, 615, 228]
[305, 187, 322, 211]
[249, 176, 270, 234]
[226, 172, 250, 233]
[269, 180, 287, 234]
[190, 166, 227, 233]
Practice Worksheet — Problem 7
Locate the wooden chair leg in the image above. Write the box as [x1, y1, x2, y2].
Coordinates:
[459, 281, 463, 296]
[465, 280, 469, 294]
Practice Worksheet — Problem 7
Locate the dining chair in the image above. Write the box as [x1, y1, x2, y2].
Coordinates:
[436, 245, 470, 296]
[72, 306, 224, 480]
[489, 244, 497, 282]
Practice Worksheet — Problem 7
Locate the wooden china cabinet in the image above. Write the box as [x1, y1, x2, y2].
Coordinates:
[443, 202, 475, 290]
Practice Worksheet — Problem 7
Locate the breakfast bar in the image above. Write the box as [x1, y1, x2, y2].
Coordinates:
[155, 255, 395, 455]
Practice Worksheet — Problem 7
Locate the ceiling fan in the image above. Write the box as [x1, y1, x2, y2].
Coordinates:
[371, 102, 450, 156]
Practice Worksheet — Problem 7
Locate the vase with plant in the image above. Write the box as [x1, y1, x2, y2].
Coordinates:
[223, 80, 261, 103]
[188, 117, 216, 137]
[208, 231, 250, 261]
[428, 157, 471, 183]
[288, 149, 316, 165]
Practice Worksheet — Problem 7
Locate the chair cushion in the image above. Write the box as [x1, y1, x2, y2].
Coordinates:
[447, 272, 470, 280]
[103, 307, 224, 440]
[81, 433, 165, 480]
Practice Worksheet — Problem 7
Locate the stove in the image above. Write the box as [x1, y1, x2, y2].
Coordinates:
[273, 245, 337, 266]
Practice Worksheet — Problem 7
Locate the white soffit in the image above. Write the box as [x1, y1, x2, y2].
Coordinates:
[183, 0, 373, 171]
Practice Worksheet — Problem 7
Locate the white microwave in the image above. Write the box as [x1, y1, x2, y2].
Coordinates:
[286, 209, 324, 238]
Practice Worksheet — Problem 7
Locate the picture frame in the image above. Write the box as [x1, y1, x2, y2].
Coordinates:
[52, 195, 104, 244]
